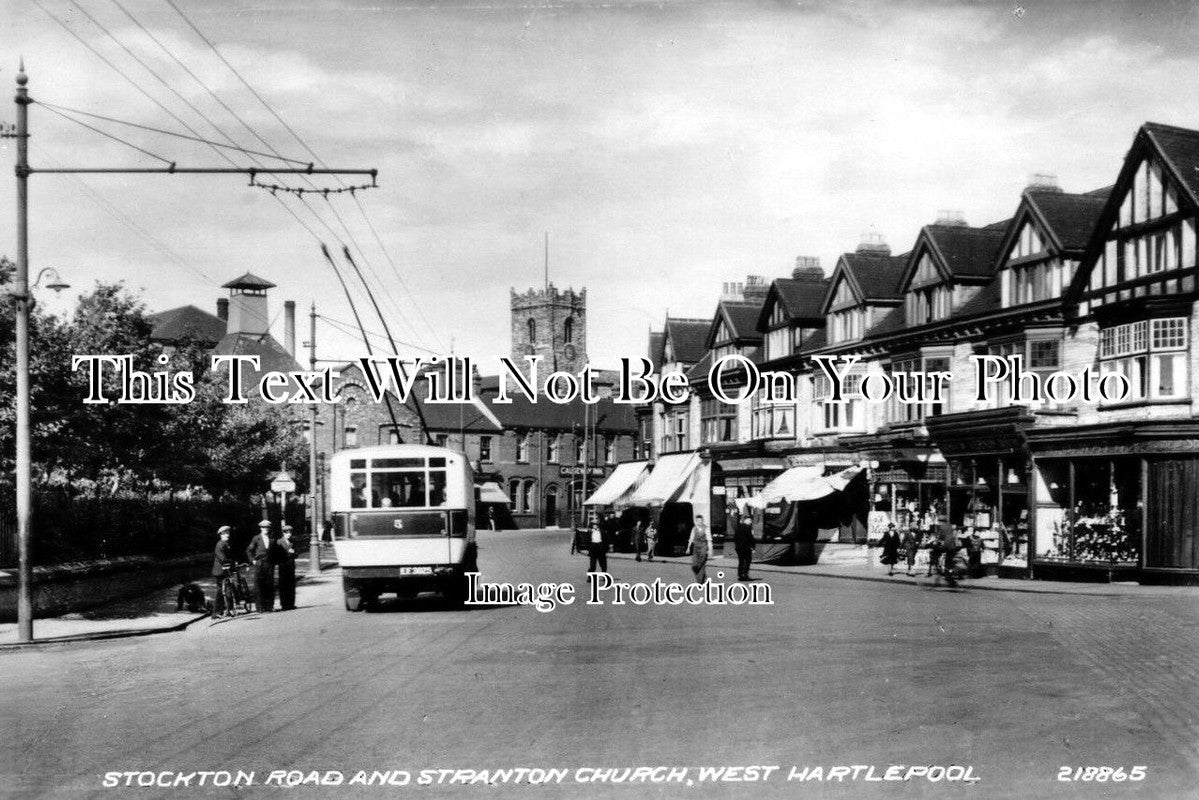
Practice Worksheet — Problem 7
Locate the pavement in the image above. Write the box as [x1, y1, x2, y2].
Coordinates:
[607, 548, 1198, 597]
[4, 528, 1197, 800]
[0, 548, 337, 647]
[2, 538, 1193, 647]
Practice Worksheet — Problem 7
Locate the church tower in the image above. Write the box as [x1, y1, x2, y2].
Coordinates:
[510, 284, 588, 373]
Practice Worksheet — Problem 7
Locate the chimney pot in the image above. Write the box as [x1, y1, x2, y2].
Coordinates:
[1027, 172, 1062, 193]
[856, 232, 891, 255]
[935, 209, 968, 227]
[792, 256, 822, 279]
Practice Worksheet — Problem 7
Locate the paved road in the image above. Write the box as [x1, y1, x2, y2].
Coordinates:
[4, 529, 1197, 799]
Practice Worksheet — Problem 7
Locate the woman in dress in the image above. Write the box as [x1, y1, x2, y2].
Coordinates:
[880, 523, 901, 576]
[687, 514, 713, 583]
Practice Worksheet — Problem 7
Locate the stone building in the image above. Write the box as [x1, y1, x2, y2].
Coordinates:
[510, 284, 588, 374]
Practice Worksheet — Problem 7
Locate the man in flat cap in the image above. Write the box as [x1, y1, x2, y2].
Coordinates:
[276, 523, 298, 611]
[212, 526, 234, 616]
[246, 520, 275, 612]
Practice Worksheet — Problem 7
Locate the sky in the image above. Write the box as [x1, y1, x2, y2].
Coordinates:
[1, 0, 1198, 374]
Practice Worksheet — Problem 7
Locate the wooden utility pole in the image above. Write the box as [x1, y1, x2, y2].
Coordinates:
[6, 65, 375, 640]
[308, 302, 320, 576]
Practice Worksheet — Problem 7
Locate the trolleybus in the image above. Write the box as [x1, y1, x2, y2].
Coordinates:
[329, 444, 478, 611]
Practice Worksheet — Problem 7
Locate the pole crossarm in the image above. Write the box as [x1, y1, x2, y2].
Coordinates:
[26, 166, 377, 176]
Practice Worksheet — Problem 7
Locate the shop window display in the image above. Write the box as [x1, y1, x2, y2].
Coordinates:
[1038, 458, 1141, 566]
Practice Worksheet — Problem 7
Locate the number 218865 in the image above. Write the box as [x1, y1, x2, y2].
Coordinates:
[1058, 766, 1146, 782]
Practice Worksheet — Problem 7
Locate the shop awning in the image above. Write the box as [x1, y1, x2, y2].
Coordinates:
[753, 465, 863, 505]
[583, 461, 651, 507]
[628, 452, 703, 507]
[477, 482, 511, 503]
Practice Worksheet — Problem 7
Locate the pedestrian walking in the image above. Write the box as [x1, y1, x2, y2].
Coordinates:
[488, 507, 497, 532]
[645, 522, 657, 561]
[246, 520, 276, 612]
[733, 512, 755, 581]
[940, 524, 962, 587]
[587, 519, 610, 574]
[634, 520, 646, 562]
[212, 526, 234, 616]
[879, 523, 901, 576]
[276, 523, 297, 611]
[687, 514, 713, 583]
[925, 527, 943, 577]
[967, 528, 985, 579]
[902, 527, 920, 576]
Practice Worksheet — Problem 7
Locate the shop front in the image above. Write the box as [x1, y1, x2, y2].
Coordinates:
[626, 452, 710, 557]
[926, 407, 1036, 576]
[1028, 422, 1199, 584]
[705, 446, 787, 551]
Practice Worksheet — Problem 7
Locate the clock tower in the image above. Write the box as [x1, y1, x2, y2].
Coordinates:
[510, 284, 588, 373]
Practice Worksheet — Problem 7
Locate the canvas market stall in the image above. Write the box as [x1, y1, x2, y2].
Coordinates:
[750, 465, 865, 564]
[583, 461, 652, 550]
[627, 452, 710, 556]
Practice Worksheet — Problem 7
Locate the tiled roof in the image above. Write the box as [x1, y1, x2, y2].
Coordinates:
[477, 389, 636, 433]
[795, 328, 827, 355]
[213, 333, 301, 374]
[719, 300, 765, 342]
[148, 305, 226, 344]
[221, 272, 277, 290]
[951, 280, 1002, 319]
[648, 331, 666, 371]
[1144, 122, 1199, 205]
[212, 333, 302, 394]
[924, 224, 1009, 279]
[415, 395, 502, 433]
[1026, 189, 1109, 252]
[773, 276, 829, 320]
[841, 251, 908, 301]
[686, 351, 713, 382]
[865, 305, 906, 338]
[663, 318, 710, 364]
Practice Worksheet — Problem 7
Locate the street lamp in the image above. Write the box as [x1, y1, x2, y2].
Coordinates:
[6, 263, 69, 645]
[32, 267, 70, 293]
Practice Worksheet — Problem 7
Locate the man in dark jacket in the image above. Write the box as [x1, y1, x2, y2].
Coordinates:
[733, 512, 756, 581]
[212, 526, 234, 616]
[246, 519, 276, 612]
[275, 524, 298, 611]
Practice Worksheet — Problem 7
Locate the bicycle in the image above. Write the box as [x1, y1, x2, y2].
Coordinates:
[220, 563, 255, 616]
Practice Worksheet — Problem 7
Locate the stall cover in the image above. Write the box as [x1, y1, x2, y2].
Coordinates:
[477, 482, 511, 504]
[751, 465, 865, 563]
[628, 452, 703, 506]
[583, 461, 651, 508]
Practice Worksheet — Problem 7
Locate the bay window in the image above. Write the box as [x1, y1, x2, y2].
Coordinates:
[701, 398, 737, 443]
[751, 389, 796, 439]
[1099, 317, 1188, 403]
[812, 373, 863, 432]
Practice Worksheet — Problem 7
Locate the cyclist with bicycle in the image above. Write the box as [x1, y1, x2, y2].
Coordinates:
[212, 526, 234, 616]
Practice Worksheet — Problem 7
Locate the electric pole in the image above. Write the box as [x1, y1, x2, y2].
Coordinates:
[12, 62, 32, 642]
[8, 65, 376, 640]
[308, 302, 320, 576]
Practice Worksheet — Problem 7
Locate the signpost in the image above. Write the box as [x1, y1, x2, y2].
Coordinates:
[271, 469, 296, 534]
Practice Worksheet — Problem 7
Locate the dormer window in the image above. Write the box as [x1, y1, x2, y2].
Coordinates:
[906, 285, 951, 325]
[765, 302, 791, 360]
[1001, 221, 1075, 307]
[905, 253, 951, 325]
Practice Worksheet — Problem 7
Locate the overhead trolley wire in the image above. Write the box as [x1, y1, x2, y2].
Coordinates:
[165, 0, 449, 355]
[36, 100, 311, 165]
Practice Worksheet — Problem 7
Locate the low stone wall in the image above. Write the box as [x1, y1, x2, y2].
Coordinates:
[0, 554, 210, 621]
